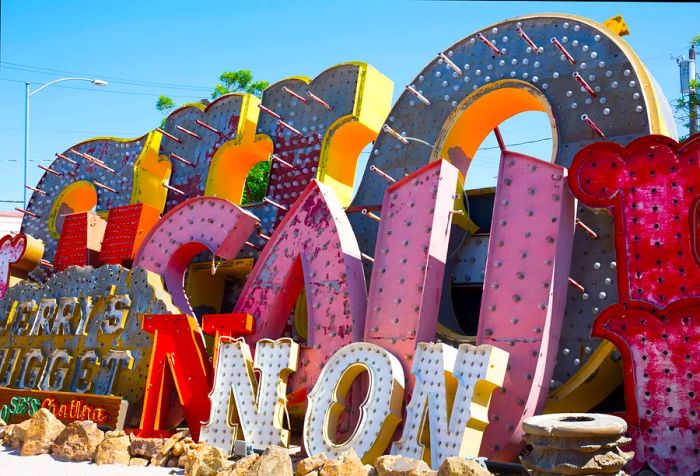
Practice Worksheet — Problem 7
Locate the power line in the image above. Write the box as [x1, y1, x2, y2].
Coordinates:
[642, 48, 687, 63]
[0, 158, 52, 163]
[0, 77, 199, 99]
[1, 61, 212, 92]
[0, 125, 140, 135]
[477, 136, 552, 150]
[0, 137, 552, 164]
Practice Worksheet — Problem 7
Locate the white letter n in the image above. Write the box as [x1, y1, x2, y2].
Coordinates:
[200, 338, 298, 453]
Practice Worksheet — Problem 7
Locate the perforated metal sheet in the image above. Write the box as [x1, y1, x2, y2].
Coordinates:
[0, 265, 176, 406]
[363, 160, 460, 384]
[477, 151, 574, 459]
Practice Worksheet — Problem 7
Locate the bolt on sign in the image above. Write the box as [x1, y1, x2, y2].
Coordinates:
[4, 10, 698, 474]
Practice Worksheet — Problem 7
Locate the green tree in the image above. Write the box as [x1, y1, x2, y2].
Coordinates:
[154, 69, 268, 121]
[673, 37, 700, 140]
[154, 70, 271, 203]
[211, 70, 269, 99]
[155, 95, 176, 127]
[674, 78, 699, 138]
[242, 161, 271, 205]
[155, 95, 176, 114]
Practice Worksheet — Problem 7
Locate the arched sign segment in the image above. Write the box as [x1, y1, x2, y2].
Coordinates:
[252, 63, 392, 239]
[159, 94, 272, 210]
[347, 14, 677, 438]
[234, 180, 368, 400]
[21, 132, 166, 281]
[133, 197, 260, 315]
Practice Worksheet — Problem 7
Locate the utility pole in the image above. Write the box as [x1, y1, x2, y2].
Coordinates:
[22, 78, 108, 208]
[678, 45, 698, 135]
[690, 45, 698, 134]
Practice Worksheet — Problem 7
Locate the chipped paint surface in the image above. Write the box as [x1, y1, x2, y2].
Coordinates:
[569, 136, 700, 306]
[134, 197, 260, 315]
[235, 180, 367, 395]
[363, 160, 459, 387]
[0, 234, 30, 299]
[570, 136, 700, 474]
[594, 302, 700, 476]
[160, 94, 270, 209]
[477, 151, 575, 459]
[254, 63, 392, 239]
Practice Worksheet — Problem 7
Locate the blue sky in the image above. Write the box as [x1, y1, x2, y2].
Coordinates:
[1, 1, 698, 210]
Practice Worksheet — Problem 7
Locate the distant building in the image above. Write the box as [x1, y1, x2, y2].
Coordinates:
[0, 211, 23, 236]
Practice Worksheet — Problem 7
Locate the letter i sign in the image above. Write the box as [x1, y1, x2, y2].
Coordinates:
[0, 234, 29, 299]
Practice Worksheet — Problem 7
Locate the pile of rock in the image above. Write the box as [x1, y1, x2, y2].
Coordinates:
[2, 408, 68, 456]
[0, 410, 230, 475]
[0, 411, 493, 476]
[293, 450, 491, 476]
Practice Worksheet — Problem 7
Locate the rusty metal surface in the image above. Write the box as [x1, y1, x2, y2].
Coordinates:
[235, 180, 367, 396]
[570, 135, 700, 475]
[363, 160, 460, 387]
[569, 136, 700, 306]
[477, 151, 575, 460]
[254, 63, 381, 236]
[0, 265, 176, 405]
[594, 301, 700, 476]
[159, 95, 254, 210]
[133, 197, 260, 315]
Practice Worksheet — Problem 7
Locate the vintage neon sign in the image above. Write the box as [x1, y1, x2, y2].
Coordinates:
[569, 135, 700, 475]
[5, 11, 694, 472]
[0, 387, 127, 429]
[392, 343, 509, 468]
[133, 311, 509, 466]
[41, 397, 108, 424]
[201, 337, 299, 452]
[0, 264, 179, 415]
[136, 312, 254, 440]
[0, 233, 43, 299]
[0, 395, 40, 423]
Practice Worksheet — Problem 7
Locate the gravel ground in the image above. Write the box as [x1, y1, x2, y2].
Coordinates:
[0, 448, 184, 475]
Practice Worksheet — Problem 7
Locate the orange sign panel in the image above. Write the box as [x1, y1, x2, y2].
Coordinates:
[0, 387, 128, 429]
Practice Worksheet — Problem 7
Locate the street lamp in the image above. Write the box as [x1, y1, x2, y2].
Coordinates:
[24, 77, 108, 207]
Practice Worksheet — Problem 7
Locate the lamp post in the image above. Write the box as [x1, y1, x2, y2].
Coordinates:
[24, 77, 108, 207]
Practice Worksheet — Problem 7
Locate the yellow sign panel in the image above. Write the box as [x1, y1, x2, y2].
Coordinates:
[0, 265, 178, 425]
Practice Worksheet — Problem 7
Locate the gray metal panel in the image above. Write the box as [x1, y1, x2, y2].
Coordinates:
[552, 206, 618, 387]
[348, 15, 663, 388]
[453, 233, 490, 284]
